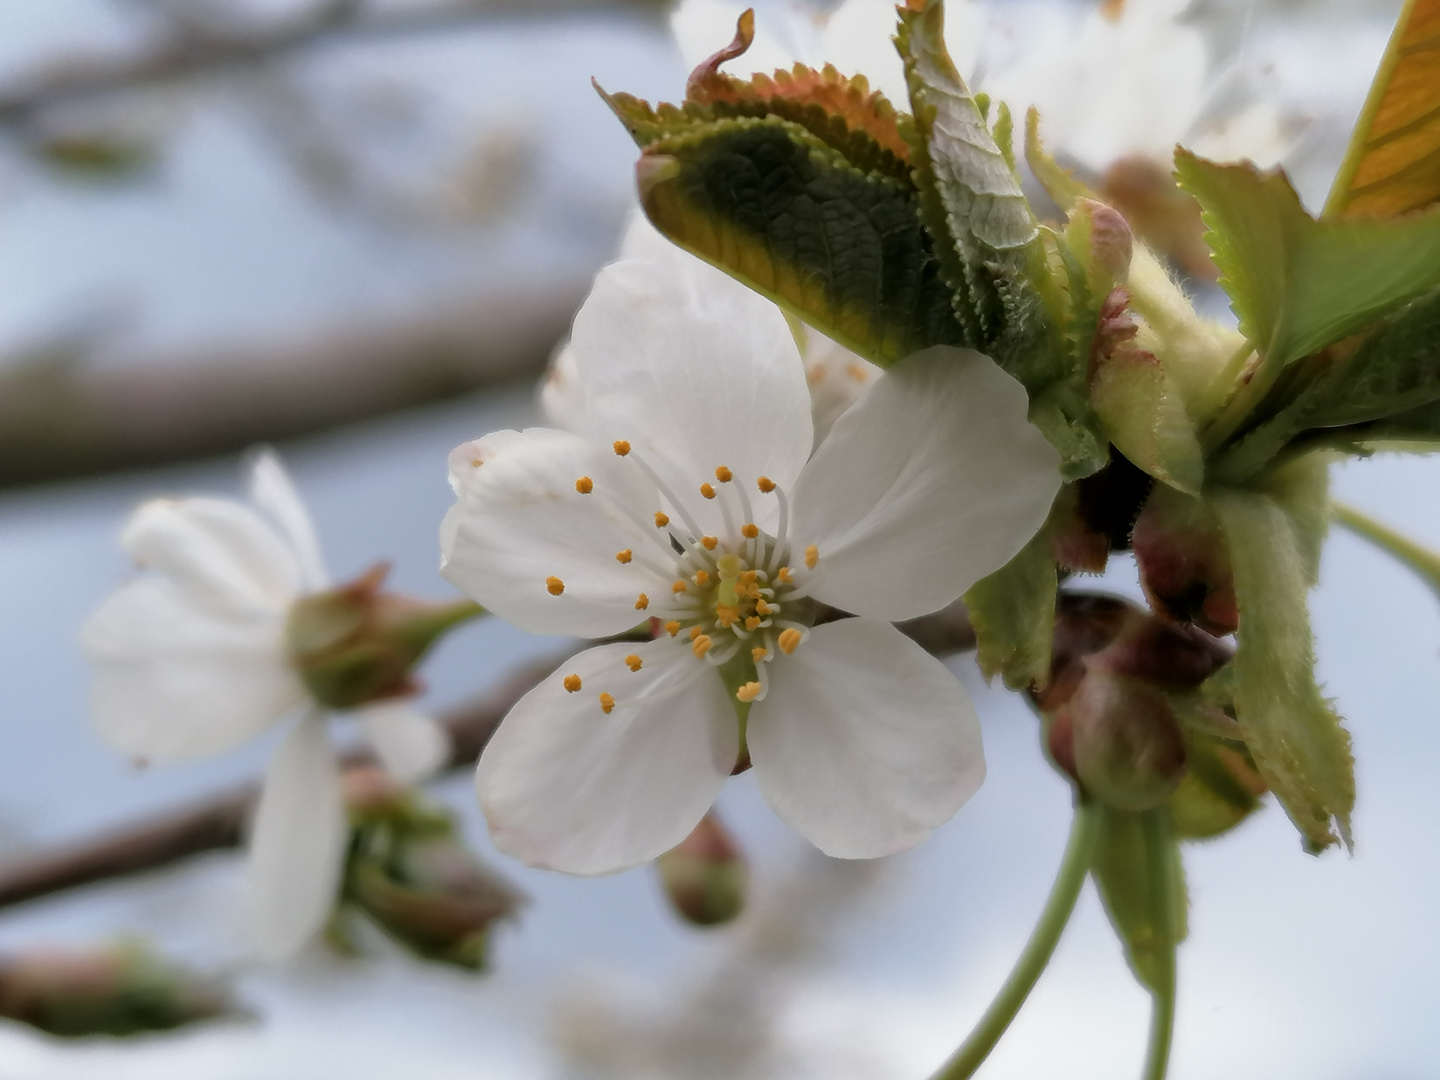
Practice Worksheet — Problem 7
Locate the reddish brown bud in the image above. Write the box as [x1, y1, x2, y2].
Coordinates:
[1133, 485, 1238, 635]
[1068, 668, 1187, 811]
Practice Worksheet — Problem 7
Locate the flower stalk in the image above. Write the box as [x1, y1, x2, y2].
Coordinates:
[928, 801, 1102, 1080]
[1333, 500, 1440, 597]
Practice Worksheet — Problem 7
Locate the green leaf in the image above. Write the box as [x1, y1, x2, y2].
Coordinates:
[1210, 481, 1355, 851]
[1176, 149, 1440, 368]
[963, 521, 1057, 690]
[896, 0, 1106, 477]
[1325, 0, 1440, 219]
[1090, 806, 1187, 993]
[635, 116, 966, 366]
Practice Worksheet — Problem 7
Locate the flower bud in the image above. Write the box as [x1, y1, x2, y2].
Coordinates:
[286, 564, 482, 710]
[656, 813, 747, 927]
[348, 835, 525, 971]
[1066, 667, 1187, 811]
[0, 943, 234, 1038]
[1132, 484, 1238, 635]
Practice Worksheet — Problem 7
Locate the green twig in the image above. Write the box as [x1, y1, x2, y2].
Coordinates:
[1333, 500, 1440, 595]
[928, 801, 1102, 1080]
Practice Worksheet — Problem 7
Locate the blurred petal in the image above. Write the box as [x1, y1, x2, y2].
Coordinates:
[568, 257, 813, 537]
[538, 342, 588, 433]
[441, 428, 678, 637]
[83, 578, 305, 761]
[246, 713, 348, 961]
[248, 448, 328, 591]
[357, 701, 450, 783]
[800, 328, 882, 447]
[122, 497, 301, 615]
[477, 640, 738, 875]
[792, 346, 1060, 621]
[749, 619, 984, 858]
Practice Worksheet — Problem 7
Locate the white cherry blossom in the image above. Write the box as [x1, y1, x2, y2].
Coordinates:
[83, 451, 448, 959]
[541, 211, 880, 448]
[442, 256, 1061, 875]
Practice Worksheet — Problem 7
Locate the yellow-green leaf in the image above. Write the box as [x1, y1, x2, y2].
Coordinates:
[963, 523, 1057, 690]
[1325, 0, 1440, 219]
[1176, 149, 1440, 368]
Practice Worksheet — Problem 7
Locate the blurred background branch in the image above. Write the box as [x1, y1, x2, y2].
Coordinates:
[0, 281, 585, 489]
[0, 0, 666, 132]
[0, 602, 976, 913]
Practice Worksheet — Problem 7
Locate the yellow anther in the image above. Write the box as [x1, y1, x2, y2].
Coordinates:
[692, 634, 713, 658]
[546, 576, 565, 596]
[846, 362, 871, 382]
[716, 606, 739, 628]
[689, 625, 704, 641]
[575, 476, 594, 494]
[615, 549, 633, 564]
[470, 458, 482, 468]
[745, 616, 762, 631]
[625, 654, 643, 672]
[699, 482, 717, 500]
[672, 580, 689, 594]
[777, 566, 794, 584]
[702, 536, 718, 550]
[741, 523, 759, 539]
[740, 570, 758, 586]
[736, 681, 762, 703]
[654, 511, 670, 528]
[756, 599, 773, 615]
[664, 620, 682, 636]
[751, 646, 768, 662]
[693, 570, 710, 586]
[612, 440, 631, 456]
[757, 476, 776, 493]
[715, 465, 733, 483]
[807, 364, 826, 385]
[805, 544, 819, 569]
[635, 593, 650, 610]
[563, 674, 582, 693]
[599, 692, 615, 714]
[778, 628, 803, 655]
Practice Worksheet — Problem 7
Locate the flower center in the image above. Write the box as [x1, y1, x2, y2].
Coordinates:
[555, 444, 823, 715]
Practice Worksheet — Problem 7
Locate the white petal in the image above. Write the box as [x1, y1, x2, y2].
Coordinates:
[538, 342, 588, 434]
[616, 206, 680, 261]
[568, 257, 813, 537]
[791, 346, 1060, 621]
[476, 639, 738, 876]
[800, 327, 883, 447]
[357, 701, 450, 783]
[749, 618, 984, 858]
[121, 496, 301, 615]
[246, 713, 348, 960]
[248, 448, 329, 591]
[83, 578, 306, 761]
[441, 428, 679, 637]
[670, 0, 800, 73]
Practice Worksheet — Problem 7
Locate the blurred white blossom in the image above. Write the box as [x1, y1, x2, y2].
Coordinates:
[442, 251, 1060, 876]
[83, 452, 448, 959]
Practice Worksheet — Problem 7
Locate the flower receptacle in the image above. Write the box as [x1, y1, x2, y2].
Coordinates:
[286, 564, 483, 711]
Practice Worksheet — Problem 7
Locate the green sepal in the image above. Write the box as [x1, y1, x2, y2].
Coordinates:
[1210, 467, 1355, 852]
[1176, 149, 1440, 370]
[963, 514, 1058, 690]
[1166, 725, 1265, 840]
[1090, 806, 1187, 993]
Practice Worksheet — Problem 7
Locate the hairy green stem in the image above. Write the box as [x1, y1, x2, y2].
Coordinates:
[1333, 501, 1440, 594]
[928, 802, 1102, 1080]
